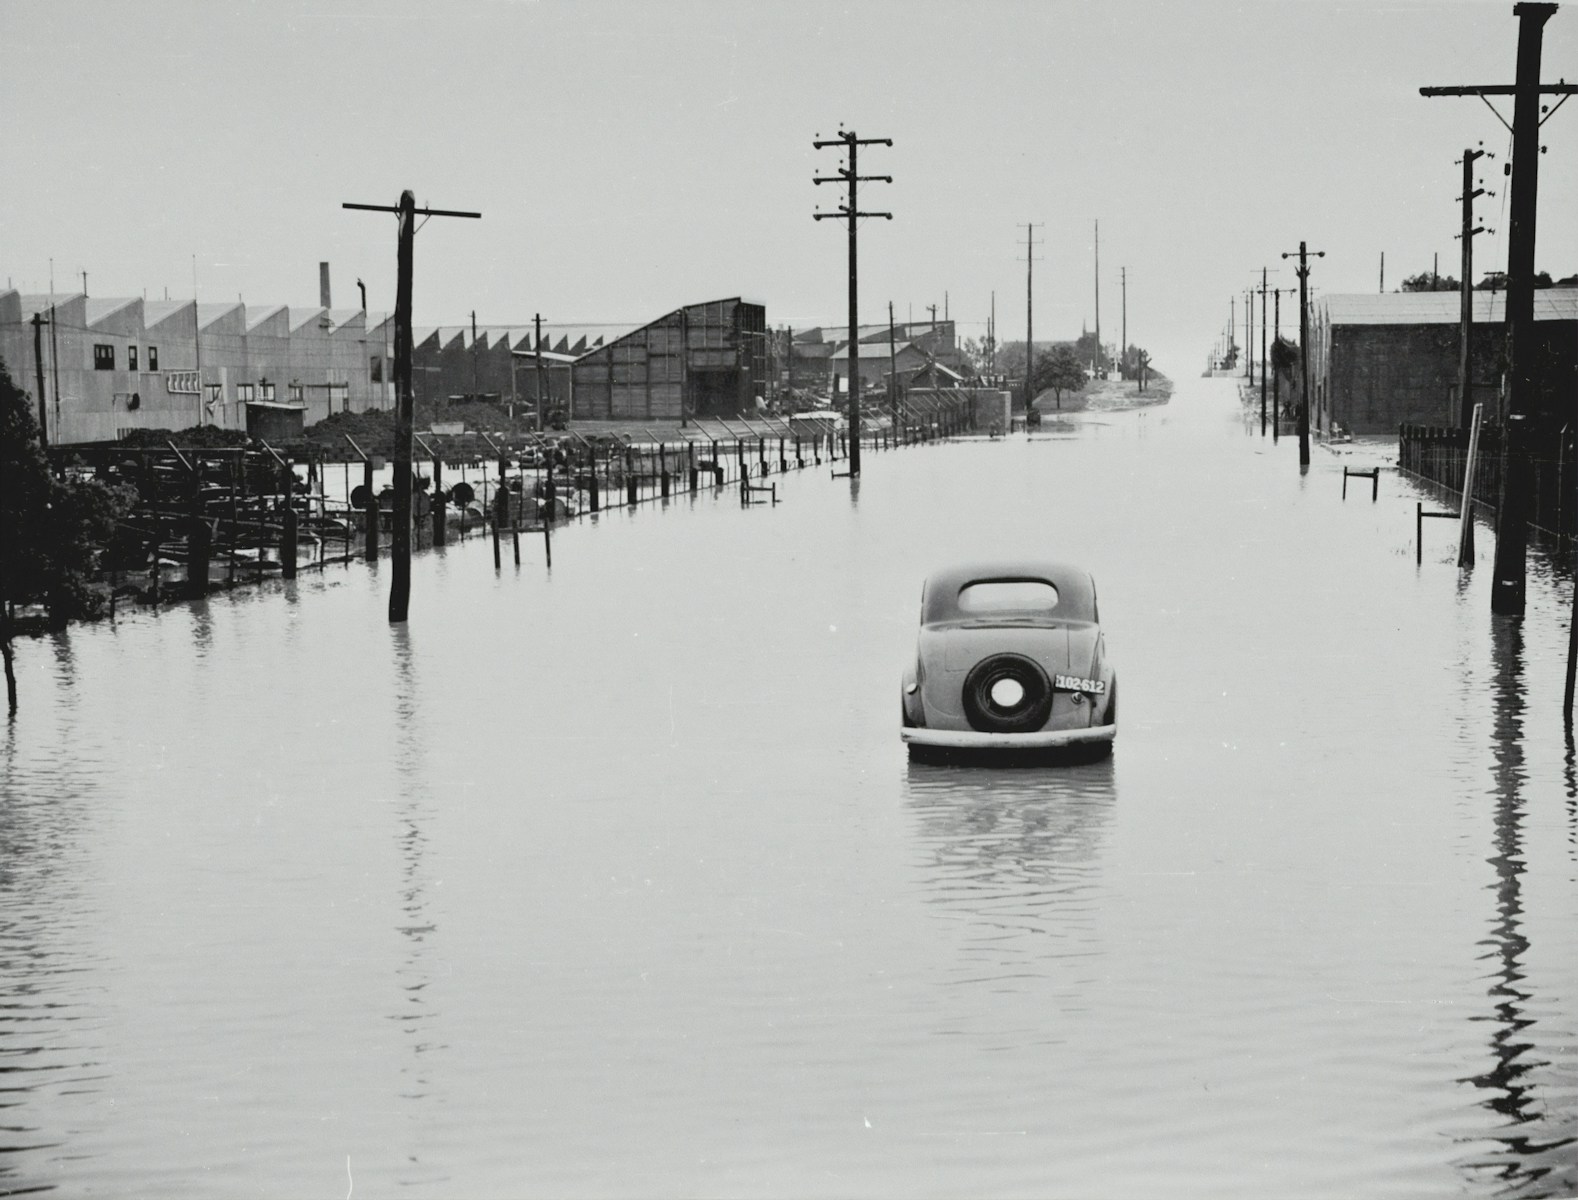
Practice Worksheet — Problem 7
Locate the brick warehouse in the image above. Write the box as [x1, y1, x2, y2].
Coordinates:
[1309, 289, 1578, 435]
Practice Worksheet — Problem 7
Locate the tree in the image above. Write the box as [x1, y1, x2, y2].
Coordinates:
[1400, 272, 1459, 292]
[1, 360, 134, 642]
[1032, 346, 1086, 410]
[1476, 270, 1553, 290]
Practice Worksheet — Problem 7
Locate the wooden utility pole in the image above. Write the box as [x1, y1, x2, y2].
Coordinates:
[1093, 220, 1101, 375]
[1457, 146, 1491, 429]
[1259, 269, 1269, 436]
[1022, 223, 1043, 411]
[31, 313, 49, 448]
[989, 290, 997, 379]
[814, 128, 892, 479]
[888, 300, 899, 426]
[1273, 288, 1282, 442]
[1422, 1, 1575, 616]
[1281, 241, 1325, 468]
[343, 191, 480, 624]
[1245, 288, 1254, 379]
[534, 313, 546, 427]
[470, 310, 479, 399]
[1120, 266, 1127, 377]
[1380, 251, 1385, 293]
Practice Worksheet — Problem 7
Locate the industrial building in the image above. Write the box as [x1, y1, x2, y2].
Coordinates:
[792, 320, 965, 395]
[1309, 289, 1578, 434]
[569, 297, 767, 420]
[0, 286, 395, 444]
[0, 282, 777, 440]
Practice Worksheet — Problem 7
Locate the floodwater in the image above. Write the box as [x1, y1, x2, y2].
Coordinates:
[2, 378, 1575, 1199]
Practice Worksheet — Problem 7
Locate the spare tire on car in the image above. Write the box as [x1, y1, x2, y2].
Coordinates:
[961, 653, 1054, 733]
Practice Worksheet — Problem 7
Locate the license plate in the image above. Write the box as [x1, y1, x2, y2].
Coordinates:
[1054, 674, 1106, 694]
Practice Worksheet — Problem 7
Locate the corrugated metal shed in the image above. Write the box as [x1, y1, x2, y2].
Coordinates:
[1320, 288, 1578, 326]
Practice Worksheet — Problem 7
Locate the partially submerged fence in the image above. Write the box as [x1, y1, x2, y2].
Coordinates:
[47, 396, 976, 613]
[1398, 421, 1576, 543]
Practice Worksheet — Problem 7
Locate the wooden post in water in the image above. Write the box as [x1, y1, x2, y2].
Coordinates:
[280, 455, 298, 580]
[543, 458, 553, 568]
[492, 480, 504, 569]
[187, 457, 209, 600]
[1458, 403, 1484, 567]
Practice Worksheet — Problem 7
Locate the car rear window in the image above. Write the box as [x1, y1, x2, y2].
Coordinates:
[956, 580, 1059, 615]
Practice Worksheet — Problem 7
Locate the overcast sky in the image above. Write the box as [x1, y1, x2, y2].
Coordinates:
[2, 0, 1574, 375]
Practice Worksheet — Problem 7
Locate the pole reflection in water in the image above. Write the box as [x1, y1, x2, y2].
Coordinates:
[1456, 617, 1575, 1194]
[387, 625, 448, 1186]
[902, 760, 1115, 1036]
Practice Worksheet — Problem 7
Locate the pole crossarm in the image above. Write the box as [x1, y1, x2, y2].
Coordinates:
[1420, 75, 1574, 131]
[1419, 83, 1575, 95]
[341, 202, 483, 218]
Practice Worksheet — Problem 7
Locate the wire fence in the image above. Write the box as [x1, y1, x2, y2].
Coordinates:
[1398, 420, 1576, 543]
[45, 397, 977, 614]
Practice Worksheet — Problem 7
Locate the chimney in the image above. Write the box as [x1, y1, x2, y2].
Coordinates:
[319, 262, 331, 309]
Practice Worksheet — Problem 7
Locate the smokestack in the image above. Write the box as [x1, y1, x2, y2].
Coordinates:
[319, 262, 331, 309]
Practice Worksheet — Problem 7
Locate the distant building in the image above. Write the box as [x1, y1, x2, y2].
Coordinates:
[412, 322, 621, 412]
[0, 288, 393, 444]
[570, 297, 767, 420]
[1309, 289, 1578, 434]
[794, 319, 964, 395]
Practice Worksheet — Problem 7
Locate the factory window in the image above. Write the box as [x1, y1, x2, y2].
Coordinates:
[259, 382, 275, 401]
[148, 346, 159, 371]
[370, 355, 382, 382]
[128, 346, 139, 371]
[237, 384, 255, 402]
[94, 343, 115, 370]
[288, 383, 304, 404]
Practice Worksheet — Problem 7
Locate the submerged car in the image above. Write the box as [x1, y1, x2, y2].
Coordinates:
[901, 561, 1117, 757]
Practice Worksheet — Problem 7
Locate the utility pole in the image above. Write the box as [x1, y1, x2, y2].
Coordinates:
[1380, 251, 1385, 293]
[1259, 269, 1269, 436]
[534, 313, 546, 426]
[471, 310, 479, 400]
[31, 313, 49, 448]
[1229, 296, 1235, 370]
[888, 300, 899, 426]
[1457, 146, 1493, 429]
[1422, 2, 1575, 616]
[1245, 288, 1254, 379]
[1120, 266, 1127, 377]
[343, 191, 480, 624]
[1022, 223, 1044, 413]
[1093, 220, 1101, 374]
[49, 302, 60, 438]
[989, 290, 997, 379]
[814, 128, 893, 479]
[1280, 241, 1325, 468]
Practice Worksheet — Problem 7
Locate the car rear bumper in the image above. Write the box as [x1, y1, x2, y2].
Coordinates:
[902, 724, 1115, 749]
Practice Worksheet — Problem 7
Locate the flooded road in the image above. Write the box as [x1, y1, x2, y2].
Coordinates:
[2, 377, 1575, 1198]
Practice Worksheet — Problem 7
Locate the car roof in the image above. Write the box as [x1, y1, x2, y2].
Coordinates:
[921, 560, 1097, 625]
